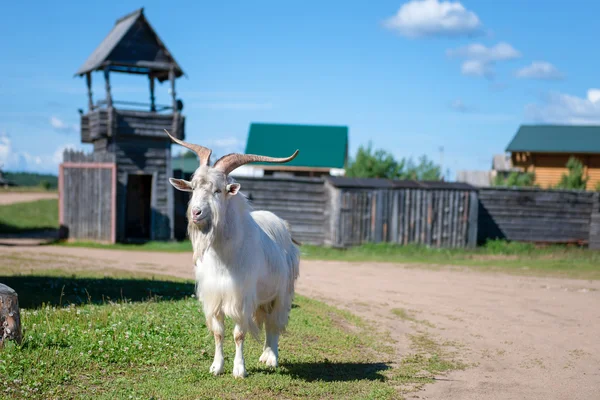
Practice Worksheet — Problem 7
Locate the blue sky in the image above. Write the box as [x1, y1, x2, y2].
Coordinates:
[2, 0, 600, 178]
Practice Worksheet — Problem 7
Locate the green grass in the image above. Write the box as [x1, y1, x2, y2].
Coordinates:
[0, 266, 463, 400]
[56, 239, 193, 252]
[56, 239, 600, 280]
[0, 199, 59, 234]
[300, 241, 600, 279]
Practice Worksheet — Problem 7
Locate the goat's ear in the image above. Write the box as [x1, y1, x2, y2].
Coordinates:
[226, 183, 241, 195]
[169, 178, 193, 192]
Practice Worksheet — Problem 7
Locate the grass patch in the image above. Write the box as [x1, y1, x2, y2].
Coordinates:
[56, 240, 193, 253]
[300, 241, 600, 280]
[390, 308, 436, 328]
[0, 269, 400, 399]
[55, 238, 600, 280]
[0, 199, 58, 234]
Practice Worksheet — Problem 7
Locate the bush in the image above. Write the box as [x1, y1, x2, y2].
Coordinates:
[555, 157, 588, 190]
[493, 171, 537, 187]
[39, 180, 51, 190]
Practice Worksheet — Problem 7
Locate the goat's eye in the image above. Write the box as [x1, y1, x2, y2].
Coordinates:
[214, 189, 221, 194]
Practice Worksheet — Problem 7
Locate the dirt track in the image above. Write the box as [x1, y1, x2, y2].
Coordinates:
[0, 244, 598, 399]
[0, 192, 57, 205]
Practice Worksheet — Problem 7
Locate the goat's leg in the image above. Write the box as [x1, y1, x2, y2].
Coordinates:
[259, 313, 280, 368]
[209, 313, 225, 376]
[232, 324, 247, 378]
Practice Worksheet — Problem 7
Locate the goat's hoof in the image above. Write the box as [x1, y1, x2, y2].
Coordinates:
[209, 361, 224, 376]
[259, 349, 278, 368]
[232, 363, 247, 378]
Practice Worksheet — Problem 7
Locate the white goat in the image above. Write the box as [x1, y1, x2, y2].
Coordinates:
[165, 130, 301, 378]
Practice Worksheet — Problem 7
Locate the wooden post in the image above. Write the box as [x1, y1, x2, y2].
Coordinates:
[86, 72, 94, 111]
[104, 67, 112, 108]
[0, 284, 22, 347]
[149, 75, 156, 112]
[169, 67, 177, 112]
[467, 190, 479, 248]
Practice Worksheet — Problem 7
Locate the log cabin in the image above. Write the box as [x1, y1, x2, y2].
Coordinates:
[506, 125, 600, 190]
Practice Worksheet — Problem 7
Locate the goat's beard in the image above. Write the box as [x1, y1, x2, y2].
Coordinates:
[187, 205, 220, 263]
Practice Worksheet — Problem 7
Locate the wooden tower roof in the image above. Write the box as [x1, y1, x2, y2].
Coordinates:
[75, 8, 184, 82]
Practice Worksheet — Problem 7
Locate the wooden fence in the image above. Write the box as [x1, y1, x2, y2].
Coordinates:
[229, 176, 326, 245]
[477, 188, 598, 245]
[59, 151, 116, 243]
[324, 178, 478, 248]
[590, 194, 600, 250]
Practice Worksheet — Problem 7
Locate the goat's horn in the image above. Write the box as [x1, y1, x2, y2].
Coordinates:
[164, 129, 212, 166]
[214, 150, 299, 175]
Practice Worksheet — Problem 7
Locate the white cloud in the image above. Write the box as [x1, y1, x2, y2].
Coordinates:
[525, 89, 600, 124]
[447, 42, 520, 61]
[447, 42, 521, 79]
[0, 131, 78, 173]
[461, 60, 493, 78]
[515, 61, 564, 80]
[383, 0, 483, 38]
[449, 98, 474, 112]
[50, 116, 78, 134]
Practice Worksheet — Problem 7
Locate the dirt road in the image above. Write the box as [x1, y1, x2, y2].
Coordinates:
[1, 244, 598, 399]
[0, 192, 57, 205]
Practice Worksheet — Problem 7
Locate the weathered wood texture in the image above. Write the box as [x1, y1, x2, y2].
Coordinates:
[60, 150, 116, 243]
[589, 193, 600, 250]
[478, 188, 596, 244]
[326, 180, 477, 248]
[172, 174, 327, 245]
[238, 177, 326, 245]
[113, 136, 174, 241]
[80, 109, 184, 143]
[0, 284, 22, 347]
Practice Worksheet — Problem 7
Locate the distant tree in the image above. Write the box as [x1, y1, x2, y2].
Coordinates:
[345, 142, 442, 181]
[345, 142, 405, 179]
[493, 171, 537, 187]
[555, 157, 588, 190]
[38, 180, 51, 190]
[404, 155, 442, 181]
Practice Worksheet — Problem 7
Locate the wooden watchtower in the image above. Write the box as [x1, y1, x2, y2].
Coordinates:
[69, 8, 185, 242]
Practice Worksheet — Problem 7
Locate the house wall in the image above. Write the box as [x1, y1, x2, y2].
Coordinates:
[512, 153, 600, 190]
[113, 136, 173, 241]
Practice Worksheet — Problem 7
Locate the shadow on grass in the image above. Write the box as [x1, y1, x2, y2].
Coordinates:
[0, 222, 58, 236]
[0, 275, 195, 309]
[280, 361, 391, 382]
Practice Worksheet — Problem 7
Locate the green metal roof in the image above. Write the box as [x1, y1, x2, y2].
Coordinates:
[244, 123, 348, 169]
[506, 125, 600, 153]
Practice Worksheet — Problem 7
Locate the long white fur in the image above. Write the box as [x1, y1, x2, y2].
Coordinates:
[170, 166, 300, 378]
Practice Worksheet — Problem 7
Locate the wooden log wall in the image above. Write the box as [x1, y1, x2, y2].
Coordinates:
[113, 136, 173, 241]
[589, 193, 600, 250]
[116, 110, 185, 139]
[234, 177, 327, 245]
[61, 150, 116, 243]
[173, 175, 327, 245]
[329, 186, 477, 248]
[477, 188, 595, 244]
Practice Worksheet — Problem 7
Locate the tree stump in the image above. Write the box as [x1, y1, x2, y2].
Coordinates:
[0, 283, 22, 347]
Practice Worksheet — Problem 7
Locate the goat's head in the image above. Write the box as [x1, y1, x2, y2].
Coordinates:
[165, 130, 298, 230]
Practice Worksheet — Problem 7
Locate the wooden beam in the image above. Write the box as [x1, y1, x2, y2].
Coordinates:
[85, 72, 94, 111]
[149, 75, 156, 112]
[104, 67, 113, 108]
[169, 67, 177, 112]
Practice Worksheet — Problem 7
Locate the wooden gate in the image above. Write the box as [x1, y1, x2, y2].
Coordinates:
[59, 151, 117, 243]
